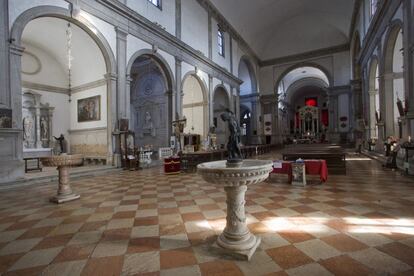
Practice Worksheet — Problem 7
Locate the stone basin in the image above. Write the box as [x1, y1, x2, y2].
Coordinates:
[197, 159, 273, 261]
[197, 160, 273, 187]
[41, 154, 83, 167]
[41, 154, 83, 204]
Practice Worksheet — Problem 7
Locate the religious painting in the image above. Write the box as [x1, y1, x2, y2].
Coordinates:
[0, 108, 12, 128]
[77, 95, 101, 122]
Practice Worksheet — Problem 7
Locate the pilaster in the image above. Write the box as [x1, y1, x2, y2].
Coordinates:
[208, 75, 214, 131]
[175, 57, 182, 117]
[116, 26, 128, 119]
[175, 0, 181, 39]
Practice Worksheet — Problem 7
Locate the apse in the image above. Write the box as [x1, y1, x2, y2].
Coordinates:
[278, 66, 329, 140]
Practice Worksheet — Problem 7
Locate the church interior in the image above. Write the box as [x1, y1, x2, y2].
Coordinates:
[1, 0, 414, 275]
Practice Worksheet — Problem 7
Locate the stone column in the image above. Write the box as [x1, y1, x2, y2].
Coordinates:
[368, 90, 378, 138]
[208, 75, 214, 132]
[175, 0, 181, 39]
[125, 76, 132, 120]
[207, 10, 212, 60]
[3, 43, 26, 182]
[116, 27, 128, 119]
[175, 57, 182, 118]
[328, 94, 335, 133]
[251, 100, 258, 142]
[105, 73, 118, 166]
[35, 103, 42, 148]
[403, 0, 414, 137]
[383, 73, 394, 137]
[0, 0, 10, 110]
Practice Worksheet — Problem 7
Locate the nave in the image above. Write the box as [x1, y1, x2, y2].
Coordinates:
[0, 150, 414, 275]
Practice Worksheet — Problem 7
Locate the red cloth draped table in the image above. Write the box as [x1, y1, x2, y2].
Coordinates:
[304, 160, 328, 182]
[271, 160, 328, 183]
[271, 161, 293, 183]
[164, 157, 181, 174]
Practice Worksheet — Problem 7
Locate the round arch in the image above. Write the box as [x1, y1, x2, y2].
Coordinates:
[212, 85, 231, 146]
[368, 56, 379, 92]
[367, 57, 380, 139]
[285, 77, 329, 104]
[213, 84, 231, 106]
[382, 19, 404, 138]
[383, 20, 403, 74]
[181, 71, 209, 138]
[11, 6, 116, 74]
[128, 51, 175, 149]
[238, 55, 258, 95]
[274, 62, 333, 94]
[126, 49, 175, 91]
[182, 71, 209, 103]
[10, 5, 117, 165]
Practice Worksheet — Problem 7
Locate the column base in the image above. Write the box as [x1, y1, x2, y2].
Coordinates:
[50, 193, 80, 204]
[213, 234, 261, 261]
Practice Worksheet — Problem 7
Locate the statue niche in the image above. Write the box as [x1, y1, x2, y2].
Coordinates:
[141, 111, 156, 137]
[22, 91, 54, 149]
[130, 56, 170, 150]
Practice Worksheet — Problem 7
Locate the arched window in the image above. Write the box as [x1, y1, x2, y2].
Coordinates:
[148, 0, 161, 9]
[218, 28, 225, 57]
[370, 0, 378, 17]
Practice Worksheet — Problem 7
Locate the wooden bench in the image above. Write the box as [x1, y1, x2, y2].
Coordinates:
[83, 156, 107, 165]
[180, 144, 273, 172]
[282, 152, 346, 175]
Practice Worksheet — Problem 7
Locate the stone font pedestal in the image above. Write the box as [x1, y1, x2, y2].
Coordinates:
[50, 165, 80, 204]
[214, 185, 260, 260]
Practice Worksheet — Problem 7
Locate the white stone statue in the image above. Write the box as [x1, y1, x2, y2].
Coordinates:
[142, 111, 156, 137]
[40, 116, 48, 139]
[23, 116, 34, 146]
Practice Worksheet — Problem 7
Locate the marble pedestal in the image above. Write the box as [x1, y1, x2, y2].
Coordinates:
[41, 154, 83, 204]
[197, 160, 273, 260]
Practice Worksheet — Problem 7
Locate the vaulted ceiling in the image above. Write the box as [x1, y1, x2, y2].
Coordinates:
[209, 0, 355, 60]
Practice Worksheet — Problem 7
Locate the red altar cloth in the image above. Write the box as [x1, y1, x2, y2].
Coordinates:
[271, 160, 328, 183]
[304, 160, 328, 182]
[271, 161, 293, 183]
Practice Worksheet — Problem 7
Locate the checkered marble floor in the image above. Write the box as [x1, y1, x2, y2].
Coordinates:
[1, 152, 414, 275]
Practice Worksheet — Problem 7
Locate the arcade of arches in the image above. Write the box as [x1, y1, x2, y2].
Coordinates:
[2, 1, 414, 275]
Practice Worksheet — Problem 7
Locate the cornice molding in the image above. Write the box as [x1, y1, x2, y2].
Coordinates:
[260, 44, 350, 67]
[358, 0, 402, 66]
[22, 81, 68, 94]
[95, 0, 243, 87]
[22, 79, 107, 94]
[195, 0, 260, 63]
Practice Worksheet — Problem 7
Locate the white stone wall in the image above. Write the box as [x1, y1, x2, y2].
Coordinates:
[127, 0, 176, 36]
[181, 0, 209, 56]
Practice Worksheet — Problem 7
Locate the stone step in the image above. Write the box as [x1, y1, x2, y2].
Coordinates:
[0, 166, 122, 191]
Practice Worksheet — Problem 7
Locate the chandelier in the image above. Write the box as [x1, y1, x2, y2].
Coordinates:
[66, 22, 73, 102]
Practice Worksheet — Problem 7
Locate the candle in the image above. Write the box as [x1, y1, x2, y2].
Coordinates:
[409, 136, 412, 143]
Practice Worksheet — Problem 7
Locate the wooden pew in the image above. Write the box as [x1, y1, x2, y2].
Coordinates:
[282, 152, 346, 175]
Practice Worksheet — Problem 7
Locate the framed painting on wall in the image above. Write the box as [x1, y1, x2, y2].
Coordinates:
[77, 95, 101, 122]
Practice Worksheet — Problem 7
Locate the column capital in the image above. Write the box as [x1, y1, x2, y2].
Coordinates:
[104, 73, 118, 81]
[115, 26, 128, 39]
[9, 43, 25, 56]
[368, 90, 378, 96]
